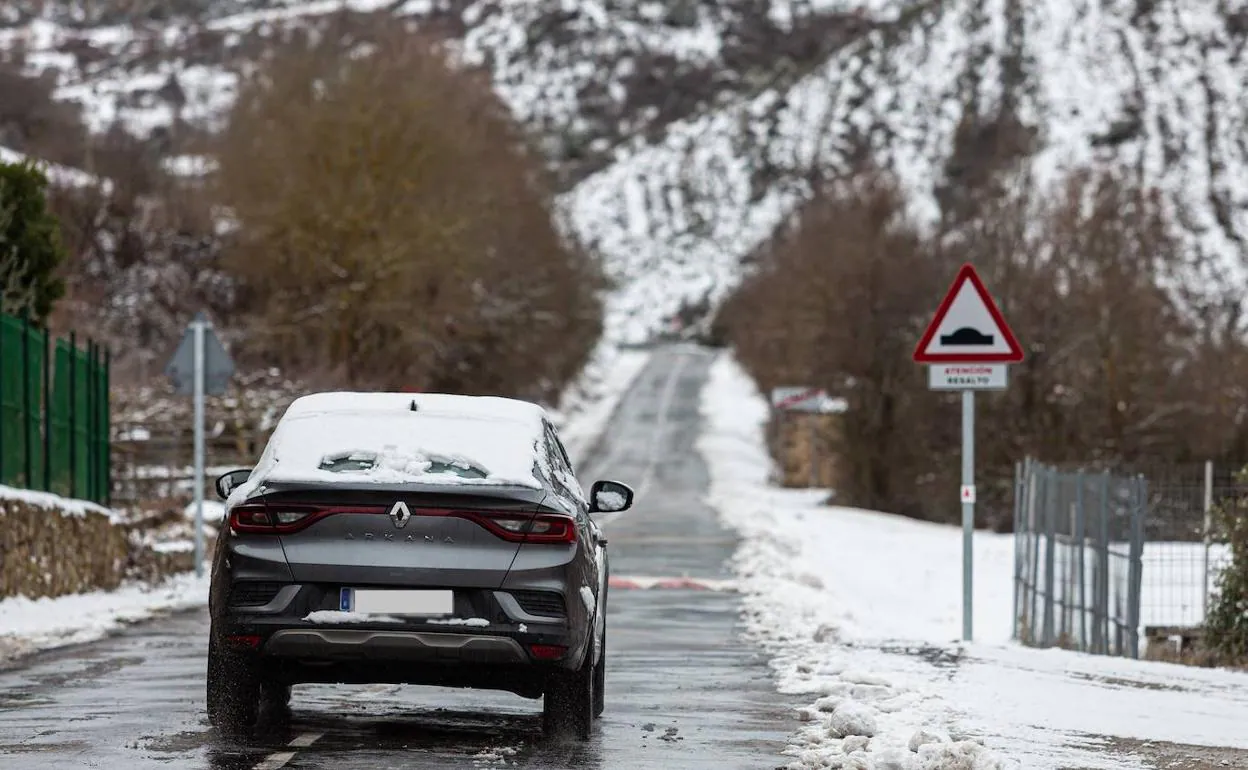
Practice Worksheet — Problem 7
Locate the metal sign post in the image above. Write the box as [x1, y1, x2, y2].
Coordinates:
[913, 264, 1024, 642]
[166, 312, 235, 577]
[961, 390, 974, 641]
[192, 318, 206, 579]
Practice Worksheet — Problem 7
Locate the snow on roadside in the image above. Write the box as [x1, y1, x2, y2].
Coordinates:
[697, 352, 1018, 769]
[697, 352, 1248, 769]
[0, 572, 210, 663]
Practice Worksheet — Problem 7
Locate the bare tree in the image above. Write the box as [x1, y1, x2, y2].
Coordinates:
[211, 23, 601, 400]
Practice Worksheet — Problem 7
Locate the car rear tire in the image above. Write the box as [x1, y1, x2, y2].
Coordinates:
[593, 633, 606, 718]
[542, 650, 594, 740]
[206, 637, 259, 734]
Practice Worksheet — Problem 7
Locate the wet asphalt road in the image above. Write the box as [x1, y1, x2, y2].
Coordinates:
[0, 344, 795, 769]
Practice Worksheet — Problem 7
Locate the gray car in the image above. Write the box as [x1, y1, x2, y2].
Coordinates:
[205, 392, 633, 740]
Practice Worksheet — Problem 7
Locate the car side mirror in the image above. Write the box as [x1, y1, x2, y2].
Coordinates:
[215, 468, 252, 500]
[589, 480, 634, 513]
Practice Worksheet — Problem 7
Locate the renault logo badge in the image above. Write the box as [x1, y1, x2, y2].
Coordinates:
[389, 501, 411, 529]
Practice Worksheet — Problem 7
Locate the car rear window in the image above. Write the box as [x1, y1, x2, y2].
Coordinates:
[317, 450, 488, 479]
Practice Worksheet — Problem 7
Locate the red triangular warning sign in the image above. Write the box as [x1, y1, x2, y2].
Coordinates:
[913, 264, 1023, 364]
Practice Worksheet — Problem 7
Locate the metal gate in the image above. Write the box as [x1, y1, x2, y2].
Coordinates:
[1013, 458, 1146, 657]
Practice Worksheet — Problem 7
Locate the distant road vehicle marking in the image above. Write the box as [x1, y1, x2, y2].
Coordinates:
[608, 575, 738, 591]
[253, 732, 322, 770]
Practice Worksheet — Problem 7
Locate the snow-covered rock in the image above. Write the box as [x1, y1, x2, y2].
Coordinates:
[909, 728, 952, 752]
[828, 701, 878, 739]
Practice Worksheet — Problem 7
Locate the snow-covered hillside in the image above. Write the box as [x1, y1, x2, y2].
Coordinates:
[568, 0, 1248, 340]
[4, 1, 1247, 342]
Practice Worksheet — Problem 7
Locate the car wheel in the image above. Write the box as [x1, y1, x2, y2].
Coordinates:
[592, 636, 606, 718]
[542, 649, 594, 740]
[206, 636, 259, 734]
[594, 572, 608, 718]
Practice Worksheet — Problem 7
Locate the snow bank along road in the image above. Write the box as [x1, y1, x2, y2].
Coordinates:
[700, 354, 1248, 770]
[0, 344, 797, 769]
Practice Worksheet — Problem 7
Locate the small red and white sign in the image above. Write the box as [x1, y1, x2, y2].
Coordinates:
[960, 485, 976, 504]
[914, 264, 1023, 364]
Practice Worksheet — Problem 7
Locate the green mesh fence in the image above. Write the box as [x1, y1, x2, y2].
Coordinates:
[0, 314, 109, 504]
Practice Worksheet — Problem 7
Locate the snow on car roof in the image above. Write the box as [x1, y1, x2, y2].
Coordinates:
[246, 392, 551, 491]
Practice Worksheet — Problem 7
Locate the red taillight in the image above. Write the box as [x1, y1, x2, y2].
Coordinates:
[229, 504, 276, 532]
[458, 512, 576, 544]
[226, 503, 575, 543]
[529, 644, 567, 660]
[226, 634, 262, 648]
[228, 504, 384, 534]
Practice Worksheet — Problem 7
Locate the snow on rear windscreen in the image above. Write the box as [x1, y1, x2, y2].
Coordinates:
[255, 393, 547, 489]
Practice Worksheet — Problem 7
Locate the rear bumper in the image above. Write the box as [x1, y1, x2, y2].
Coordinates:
[220, 622, 580, 697]
[214, 580, 592, 697]
[264, 628, 528, 663]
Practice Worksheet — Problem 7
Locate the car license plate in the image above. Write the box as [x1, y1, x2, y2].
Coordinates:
[339, 588, 454, 616]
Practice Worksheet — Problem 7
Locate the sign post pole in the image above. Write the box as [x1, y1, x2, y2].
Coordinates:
[961, 389, 974, 641]
[913, 263, 1024, 645]
[165, 311, 235, 579]
[192, 317, 206, 578]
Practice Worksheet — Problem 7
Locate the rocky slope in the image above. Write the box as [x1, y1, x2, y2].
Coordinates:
[3, 0, 1246, 342]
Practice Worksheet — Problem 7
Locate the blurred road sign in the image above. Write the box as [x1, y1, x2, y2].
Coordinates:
[928, 363, 1008, 390]
[770, 386, 845, 414]
[165, 312, 234, 579]
[913, 264, 1023, 364]
[166, 312, 234, 396]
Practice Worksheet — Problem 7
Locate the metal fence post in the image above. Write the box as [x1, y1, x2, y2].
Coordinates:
[21, 311, 32, 487]
[1096, 471, 1111, 654]
[1063, 474, 1075, 643]
[1057, 473, 1068, 644]
[68, 331, 77, 499]
[1043, 465, 1057, 646]
[88, 340, 98, 502]
[1013, 460, 1023, 640]
[104, 348, 111, 507]
[1028, 464, 1044, 645]
[1203, 460, 1213, 623]
[85, 340, 94, 501]
[1076, 470, 1087, 651]
[1127, 476, 1146, 659]
[42, 324, 51, 491]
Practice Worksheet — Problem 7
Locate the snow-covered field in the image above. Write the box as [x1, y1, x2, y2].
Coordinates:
[698, 352, 1248, 769]
[0, 347, 649, 664]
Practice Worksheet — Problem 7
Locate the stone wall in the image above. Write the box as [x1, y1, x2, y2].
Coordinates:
[0, 490, 196, 599]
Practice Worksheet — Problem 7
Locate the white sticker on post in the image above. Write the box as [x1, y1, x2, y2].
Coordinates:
[960, 485, 976, 503]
